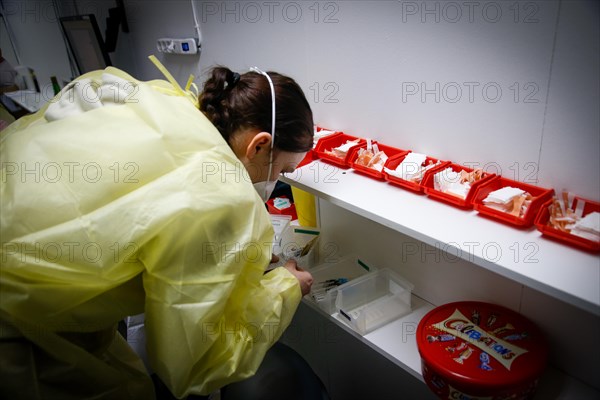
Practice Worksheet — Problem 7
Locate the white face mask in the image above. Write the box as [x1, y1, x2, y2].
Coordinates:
[250, 66, 277, 203]
[253, 180, 278, 202]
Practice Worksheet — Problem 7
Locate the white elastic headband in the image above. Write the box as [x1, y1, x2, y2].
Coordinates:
[249, 66, 276, 151]
[250, 66, 276, 197]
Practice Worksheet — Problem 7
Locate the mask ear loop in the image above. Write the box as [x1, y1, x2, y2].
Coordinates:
[250, 66, 276, 200]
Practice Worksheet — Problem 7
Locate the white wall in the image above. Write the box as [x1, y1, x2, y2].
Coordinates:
[537, 0, 599, 200]
[8, 1, 596, 197]
[111, 0, 599, 201]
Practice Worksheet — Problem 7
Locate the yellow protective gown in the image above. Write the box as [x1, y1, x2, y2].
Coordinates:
[0, 64, 301, 399]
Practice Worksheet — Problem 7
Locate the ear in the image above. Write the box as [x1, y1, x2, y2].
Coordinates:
[245, 132, 272, 160]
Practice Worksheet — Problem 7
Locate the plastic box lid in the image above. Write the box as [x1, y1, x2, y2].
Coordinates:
[335, 268, 414, 335]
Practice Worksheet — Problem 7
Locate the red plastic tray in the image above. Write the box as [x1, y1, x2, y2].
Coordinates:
[473, 177, 554, 228]
[423, 163, 496, 209]
[383, 153, 448, 193]
[313, 126, 340, 147]
[314, 133, 365, 168]
[299, 127, 343, 168]
[535, 196, 600, 252]
[349, 142, 409, 180]
[297, 149, 318, 168]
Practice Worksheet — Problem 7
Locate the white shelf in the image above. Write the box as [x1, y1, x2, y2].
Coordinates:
[303, 294, 434, 381]
[303, 294, 600, 399]
[283, 160, 600, 316]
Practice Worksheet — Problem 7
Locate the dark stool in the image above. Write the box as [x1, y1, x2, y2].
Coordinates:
[219, 342, 329, 400]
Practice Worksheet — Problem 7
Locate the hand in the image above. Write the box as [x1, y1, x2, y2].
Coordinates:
[283, 260, 313, 297]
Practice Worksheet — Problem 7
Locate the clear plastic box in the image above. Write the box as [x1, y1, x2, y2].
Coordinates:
[308, 254, 374, 314]
[335, 268, 414, 335]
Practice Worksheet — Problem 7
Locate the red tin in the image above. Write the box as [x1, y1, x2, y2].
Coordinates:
[417, 301, 548, 400]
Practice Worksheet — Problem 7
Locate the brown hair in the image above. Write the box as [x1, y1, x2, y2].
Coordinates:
[199, 66, 314, 153]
